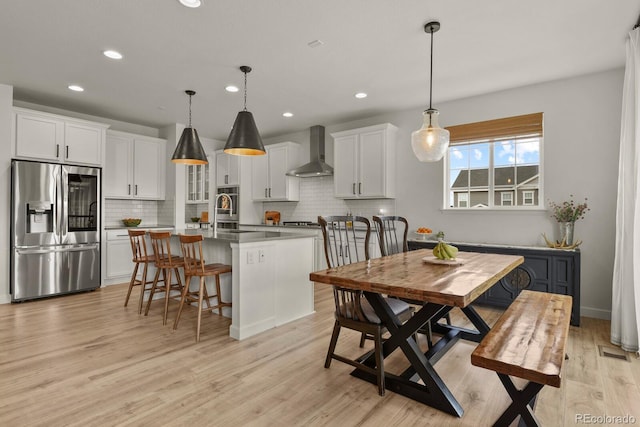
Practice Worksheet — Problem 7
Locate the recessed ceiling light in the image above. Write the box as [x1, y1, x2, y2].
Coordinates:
[68, 85, 84, 92]
[103, 50, 123, 60]
[225, 85, 239, 93]
[307, 40, 324, 48]
[178, 0, 201, 8]
[355, 92, 368, 99]
[282, 112, 293, 118]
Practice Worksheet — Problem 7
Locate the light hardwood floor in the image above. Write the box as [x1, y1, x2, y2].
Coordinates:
[0, 283, 637, 427]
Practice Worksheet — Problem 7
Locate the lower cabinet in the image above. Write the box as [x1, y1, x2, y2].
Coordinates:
[103, 228, 173, 285]
[408, 240, 581, 326]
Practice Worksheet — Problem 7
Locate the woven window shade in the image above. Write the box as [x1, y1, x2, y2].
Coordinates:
[446, 112, 543, 144]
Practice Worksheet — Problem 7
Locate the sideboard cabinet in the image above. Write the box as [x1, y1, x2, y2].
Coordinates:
[408, 240, 581, 326]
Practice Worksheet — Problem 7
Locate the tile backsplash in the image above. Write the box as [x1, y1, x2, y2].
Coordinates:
[105, 177, 396, 227]
[263, 176, 396, 222]
[104, 199, 159, 226]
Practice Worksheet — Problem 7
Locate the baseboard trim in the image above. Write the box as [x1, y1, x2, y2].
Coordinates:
[581, 306, 611, 320]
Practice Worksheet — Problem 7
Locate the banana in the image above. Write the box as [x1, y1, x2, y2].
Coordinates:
[433, 244, 443, 259]
[432, 241, 458, 260]
[443, 243, 458, 259]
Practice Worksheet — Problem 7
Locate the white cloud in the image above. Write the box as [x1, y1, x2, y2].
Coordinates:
[451, 148, 463, 159]
[474, 148, 483, 160]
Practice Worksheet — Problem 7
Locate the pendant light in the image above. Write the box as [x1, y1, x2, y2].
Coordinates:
[224, 65, 266, 156]
[411, 21, 450, 162]
[172, 90, 208, 165]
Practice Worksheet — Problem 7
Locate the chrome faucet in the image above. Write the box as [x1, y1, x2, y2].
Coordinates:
[213, 193, 233, 237]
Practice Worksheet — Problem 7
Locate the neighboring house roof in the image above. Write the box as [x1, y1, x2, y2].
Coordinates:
[452, 165, 539, 188]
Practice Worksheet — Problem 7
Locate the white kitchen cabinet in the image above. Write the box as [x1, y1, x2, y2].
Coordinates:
[215, 150, 240, 186]
[251, 142, 300, 201]
[103, 227, 173, 285]
[331, 123, 397, 199]
[186, 156, 210, 203]
[105, 230, 134, 279]
[13, 107, 108, 166]
[104, 130, 166, 200]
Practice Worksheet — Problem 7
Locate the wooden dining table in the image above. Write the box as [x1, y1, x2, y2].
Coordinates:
[309, 249, 524, 417]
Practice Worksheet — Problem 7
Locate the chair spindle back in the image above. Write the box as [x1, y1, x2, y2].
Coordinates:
[372, 215, 409, 256]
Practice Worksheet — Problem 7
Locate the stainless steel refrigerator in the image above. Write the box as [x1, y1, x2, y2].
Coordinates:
[11, 160, 101, 301]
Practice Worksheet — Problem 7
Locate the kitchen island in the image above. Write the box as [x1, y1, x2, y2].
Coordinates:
[172, 229, 315, 340]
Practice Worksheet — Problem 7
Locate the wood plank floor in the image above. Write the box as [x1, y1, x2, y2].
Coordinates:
[0, 283, 637, 427]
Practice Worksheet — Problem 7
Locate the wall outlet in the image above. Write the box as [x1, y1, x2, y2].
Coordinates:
[258, 249, 265, 263]
[247, 251, 255, 264]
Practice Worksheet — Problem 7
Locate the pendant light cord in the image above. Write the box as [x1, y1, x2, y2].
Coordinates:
[243, 70, 248, 112]
[188, 93, 193, 127]
[429, 25, 434, 110]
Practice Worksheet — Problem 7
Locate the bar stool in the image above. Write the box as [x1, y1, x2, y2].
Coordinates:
[174, 234, 232, 342]
[124, 229, 157, 314]
[145, 231, 186, 325]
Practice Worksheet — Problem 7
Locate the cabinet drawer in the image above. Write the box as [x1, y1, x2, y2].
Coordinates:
[107, 230, 132, 241]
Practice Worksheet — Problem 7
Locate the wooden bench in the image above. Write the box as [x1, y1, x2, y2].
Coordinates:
[471, 290, 572, 427]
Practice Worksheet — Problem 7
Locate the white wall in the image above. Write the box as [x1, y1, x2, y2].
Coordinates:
[314, 68, 623, 319]
[0, 84, 13, 303]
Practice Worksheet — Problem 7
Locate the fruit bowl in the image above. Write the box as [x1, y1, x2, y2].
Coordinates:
[191, 217, 200, 223]
[416, 227, 432, 240]
[122, 218, 142, 227]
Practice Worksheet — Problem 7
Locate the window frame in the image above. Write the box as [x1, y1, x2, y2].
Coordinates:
[522, 190, 535, 206]
[500, 191, 513, 206]
[442, 113, 544, 211]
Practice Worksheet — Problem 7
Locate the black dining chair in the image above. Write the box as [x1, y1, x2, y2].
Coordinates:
[372, 215, 451, 348]
[318, 215, 413, 396]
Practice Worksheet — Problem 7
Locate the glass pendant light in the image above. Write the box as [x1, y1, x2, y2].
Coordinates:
[172, 90, 208, 165]
[411, 21, 450, 162]
[224, 66, 266, 156]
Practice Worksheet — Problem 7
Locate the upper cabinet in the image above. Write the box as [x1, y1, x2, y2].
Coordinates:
[13, 107, 108, 166]
[331, 123, 397, 199]
[251, 142, 300, 201]
[104, 130, 166, 200]
[186, 156, 210, 203]
[215, 150, 240, 186]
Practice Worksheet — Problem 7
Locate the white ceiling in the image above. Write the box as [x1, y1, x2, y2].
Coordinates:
[1, 0, 638, 140]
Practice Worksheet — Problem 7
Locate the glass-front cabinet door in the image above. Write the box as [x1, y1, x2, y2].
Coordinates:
[186, 163, 210, 203]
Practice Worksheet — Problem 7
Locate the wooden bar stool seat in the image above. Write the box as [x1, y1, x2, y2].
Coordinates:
[174, 234, 232, 342]
[145, 231, 186, 325]
[124, 229, 156, 314]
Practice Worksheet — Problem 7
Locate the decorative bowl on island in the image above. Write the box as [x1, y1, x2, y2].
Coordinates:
[122, 218, 142, 227]
[191, 217, 200, 223]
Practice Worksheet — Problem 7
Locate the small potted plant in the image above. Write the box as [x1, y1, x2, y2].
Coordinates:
[548, 195, 588, 246]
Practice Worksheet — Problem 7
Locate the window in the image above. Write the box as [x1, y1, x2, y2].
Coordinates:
[445, 113, 543, 209]
[457, 192, 469, 208]
[522, 190, 534, 206]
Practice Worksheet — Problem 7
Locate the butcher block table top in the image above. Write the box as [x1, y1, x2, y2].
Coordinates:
[310, 249, 524, 308]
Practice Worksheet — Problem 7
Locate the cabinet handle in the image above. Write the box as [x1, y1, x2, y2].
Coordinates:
[135, 185, 138, 196]
[265, 188, 268, 198]
[268, 188, 271, 198]
[56, 144, 60, 158]
[66, 146, 69, 158]
[128, 184, 131, 195]
[225, 175, 228, 184]
[358, 183, 362, 194]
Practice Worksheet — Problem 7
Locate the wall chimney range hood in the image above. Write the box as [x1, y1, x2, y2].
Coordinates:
[286, 125, 333, 177]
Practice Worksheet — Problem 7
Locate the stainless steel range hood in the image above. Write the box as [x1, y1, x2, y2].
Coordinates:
[286, 125, 333, 177]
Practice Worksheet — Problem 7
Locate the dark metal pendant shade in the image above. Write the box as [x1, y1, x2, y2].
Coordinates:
[171, 89, 208, 165]
[224, 110, 266, 156]
[172, 127, 208, 165]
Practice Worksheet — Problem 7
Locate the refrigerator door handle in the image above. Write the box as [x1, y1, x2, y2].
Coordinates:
[16, 244, 100, 255]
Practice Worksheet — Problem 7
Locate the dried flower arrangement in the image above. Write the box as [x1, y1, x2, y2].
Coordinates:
[548, 195, 589, 223]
